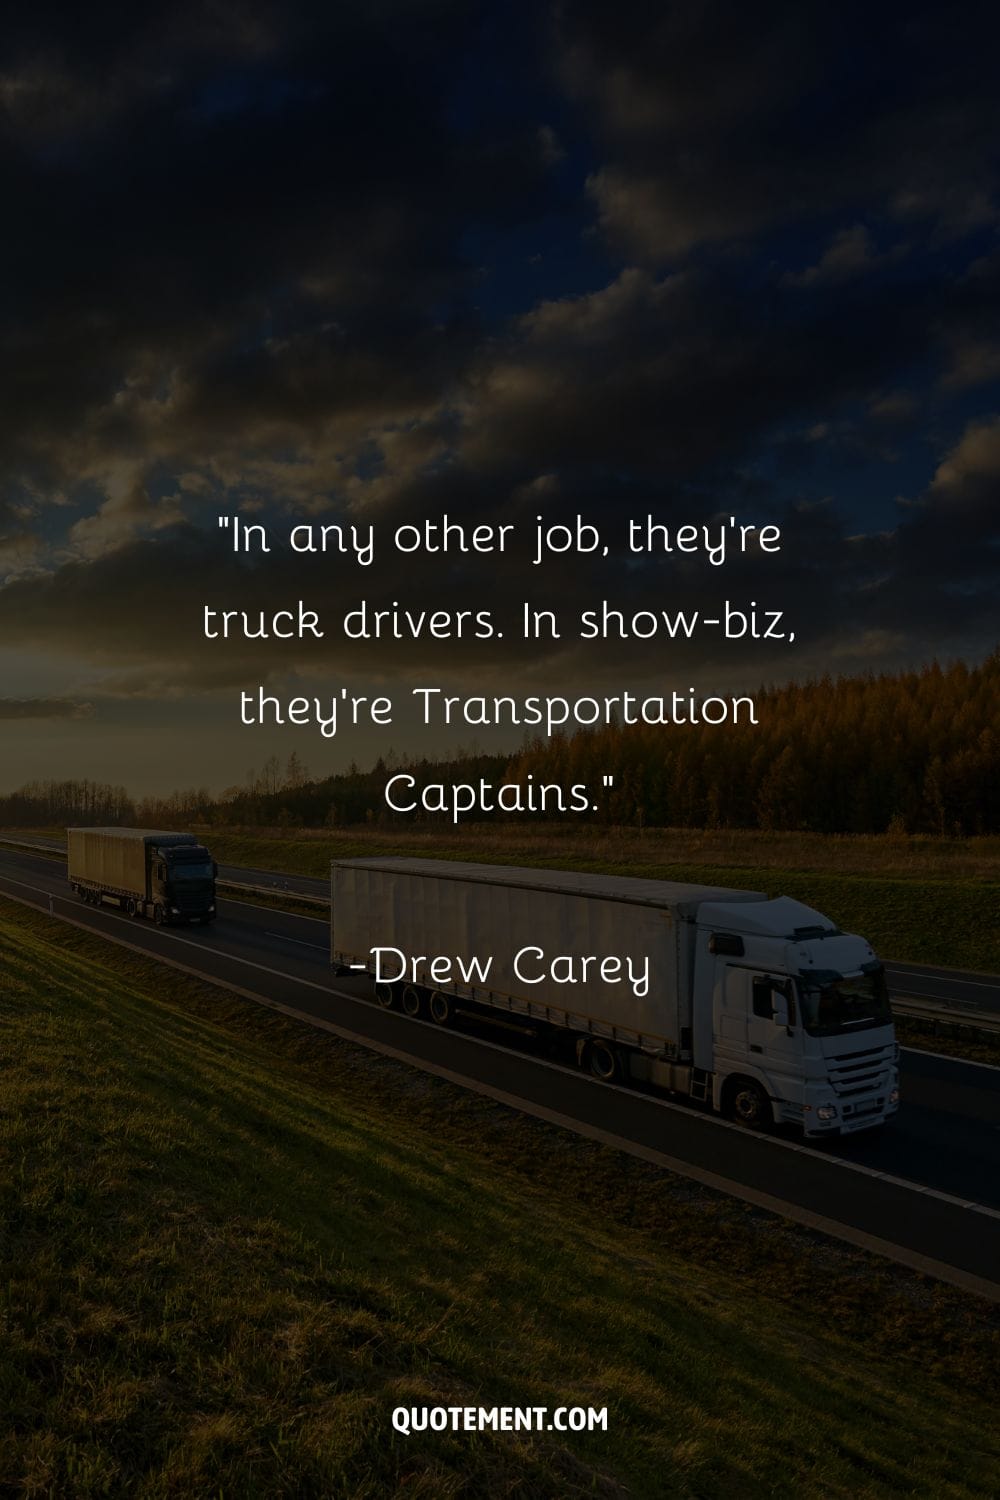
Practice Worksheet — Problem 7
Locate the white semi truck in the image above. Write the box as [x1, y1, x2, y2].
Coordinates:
[68, 827, 218, 926]
[331, 858, 898, 1137]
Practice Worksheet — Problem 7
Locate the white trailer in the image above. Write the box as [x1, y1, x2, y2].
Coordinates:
[331, 857, 899, 1138]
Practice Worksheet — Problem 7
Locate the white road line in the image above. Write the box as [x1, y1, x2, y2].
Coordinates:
[1, 876, 65, 899]
[264, 930, 328, 950]
[900, 1045, 1000, 1074]
[889, 968, 1000, 989]
[220, 897, 327, 923]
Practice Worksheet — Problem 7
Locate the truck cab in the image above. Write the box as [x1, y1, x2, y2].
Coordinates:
[152, 843, 218, 924]
[695, 897, 899, 1137]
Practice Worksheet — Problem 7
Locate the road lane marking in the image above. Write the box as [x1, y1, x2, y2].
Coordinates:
[0, 875, 61, 899]
[900, 1045, 1000, 1074]
[220, 898, 327, 924]
[888, 968, 1000, 990]
[264, 931, 328, 950]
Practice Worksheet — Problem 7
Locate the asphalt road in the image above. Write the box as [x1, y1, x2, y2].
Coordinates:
[2, 842, 999, 1297]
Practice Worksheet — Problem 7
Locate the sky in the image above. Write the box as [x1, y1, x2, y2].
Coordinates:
[1, 0, 999, 795]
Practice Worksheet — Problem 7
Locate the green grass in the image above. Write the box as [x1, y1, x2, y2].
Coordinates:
[2, 902, 1000, 1497]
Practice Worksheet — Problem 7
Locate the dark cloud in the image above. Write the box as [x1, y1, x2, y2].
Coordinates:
[557, 0, 1000, 261]
[0, 697, 93, 720]
[0, 1, 549, 493]
[1, 2, 999, 788]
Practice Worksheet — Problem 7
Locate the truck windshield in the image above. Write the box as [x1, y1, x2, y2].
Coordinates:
[168, 861, 214, 881]
[798, 970, 892, 1036]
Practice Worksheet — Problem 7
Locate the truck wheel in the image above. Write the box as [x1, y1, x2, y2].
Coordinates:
[126, 898, 137, 917]
[587, 1040, 623, 1083]
[400, 985, 424, 1018]
[724, 1077, 772, 1130]
[427, 991, 454, 1026]
[373, 981, 396, 1009]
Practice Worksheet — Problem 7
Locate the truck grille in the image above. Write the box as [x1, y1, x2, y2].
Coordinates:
[826, 1043, 894, 1098]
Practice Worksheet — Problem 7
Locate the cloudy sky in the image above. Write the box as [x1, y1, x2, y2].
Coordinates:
[2, 0, 999, 793]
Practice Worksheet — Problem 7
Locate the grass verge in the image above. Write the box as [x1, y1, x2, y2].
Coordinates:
[1, 899, 999, 1497]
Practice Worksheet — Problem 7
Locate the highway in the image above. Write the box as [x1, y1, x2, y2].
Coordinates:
[2, 841, 999, 1300]
[7, 833, 1000, 1019]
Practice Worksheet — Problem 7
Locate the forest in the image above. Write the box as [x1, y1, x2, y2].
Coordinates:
[1, 657, 997, 836]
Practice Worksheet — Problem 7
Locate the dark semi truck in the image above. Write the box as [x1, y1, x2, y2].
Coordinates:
[68, 827, 218, 925]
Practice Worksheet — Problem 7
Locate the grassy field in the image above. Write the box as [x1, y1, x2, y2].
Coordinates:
[190, 825, 1000, 973]
[194, 822, 1000, 879]
[2, 900, 1000, 1497]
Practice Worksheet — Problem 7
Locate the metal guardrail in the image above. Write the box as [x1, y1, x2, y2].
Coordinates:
[217, 879, 328, 907]
[0, 835, 64, 855]
[890, 994, 1000, 1035]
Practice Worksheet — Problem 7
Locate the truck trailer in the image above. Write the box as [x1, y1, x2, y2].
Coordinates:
[330, 857, 898, 1138]
[68, 827, 218, 926]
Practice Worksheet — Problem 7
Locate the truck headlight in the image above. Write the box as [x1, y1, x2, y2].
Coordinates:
[816, 1105, 838, 1121]
[170, 906, 180, 914]
[890, 1088, 899, 1106]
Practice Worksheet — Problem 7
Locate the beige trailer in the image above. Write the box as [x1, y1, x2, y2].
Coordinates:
[68, 827, 217, 925]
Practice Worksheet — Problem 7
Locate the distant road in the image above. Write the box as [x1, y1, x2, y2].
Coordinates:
[880, 959, 1000, 1025]
[217, 861, 328, 901]
[2, 840, 1000, 1301]
[0, 834, 326, 902]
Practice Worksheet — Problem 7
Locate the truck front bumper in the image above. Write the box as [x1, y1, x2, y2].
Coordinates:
[801, 1091, 899, 1137]
[782, 1073, 899, 1137]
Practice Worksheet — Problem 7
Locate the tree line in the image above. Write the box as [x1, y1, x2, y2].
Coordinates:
[1, 656, 997, 835]
[510, 656, 1000, 835]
